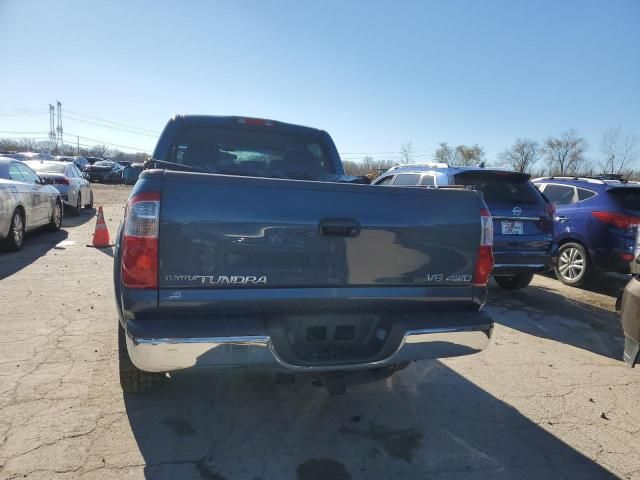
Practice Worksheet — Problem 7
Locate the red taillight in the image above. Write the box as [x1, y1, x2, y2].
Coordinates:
[592, 211, 640, 229]
[55, 177, 70, 185]
[238, 117, 274, 127]
[473, 208, 494, 287]
[121, 192, 160, 289]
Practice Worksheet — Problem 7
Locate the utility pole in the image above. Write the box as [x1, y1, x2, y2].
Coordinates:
[56, 101, 63, 147]
[48, 104, 56, 154]
[77, 136, 80, 155]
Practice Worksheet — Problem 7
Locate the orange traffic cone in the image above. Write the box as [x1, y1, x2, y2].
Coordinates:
[88, 206, 113, 248]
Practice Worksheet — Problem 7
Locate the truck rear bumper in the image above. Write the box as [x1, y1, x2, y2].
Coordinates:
[125, 321, 493, 373]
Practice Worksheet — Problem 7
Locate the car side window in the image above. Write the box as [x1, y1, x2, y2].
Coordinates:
[577, 188, 596, 201]
[376, 176, 394, 185]
[393, 173, 420, 185]
[542, 184, 576, 205]
[420, 175, 435, 186]
[8, 164, 25, 181]
[15, 164, 39, 183]
[71, 165, 82, 177]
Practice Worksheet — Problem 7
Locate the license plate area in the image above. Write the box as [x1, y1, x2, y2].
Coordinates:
[280, 314, 392, 363]
[501, 220, 524, 235]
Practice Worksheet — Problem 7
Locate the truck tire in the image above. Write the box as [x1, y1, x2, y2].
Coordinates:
[118, 323, 164, 393]
[494, 273, 534, 290]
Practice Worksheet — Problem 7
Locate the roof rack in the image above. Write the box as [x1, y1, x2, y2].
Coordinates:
[389, 162, 449, 170]
[544, 174, 628, 184]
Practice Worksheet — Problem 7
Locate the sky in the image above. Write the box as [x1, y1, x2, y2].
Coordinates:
[0, 0, 638, 163]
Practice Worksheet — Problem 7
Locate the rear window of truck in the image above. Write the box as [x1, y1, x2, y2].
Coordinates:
[166, 126, 335, 179]
[454, 172, 541, 204]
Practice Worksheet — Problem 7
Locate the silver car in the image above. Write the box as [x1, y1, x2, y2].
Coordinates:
[24, 160, 93, 215]
[0, 157, 63, 251]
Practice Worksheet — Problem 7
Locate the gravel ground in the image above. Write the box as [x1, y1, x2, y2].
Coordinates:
[0, 184, 638, 480]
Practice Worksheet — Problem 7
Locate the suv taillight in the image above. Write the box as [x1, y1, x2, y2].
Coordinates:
[473, 208, 494, 287]
[121, 192, 160, 289]
[592, 211, 640, 230]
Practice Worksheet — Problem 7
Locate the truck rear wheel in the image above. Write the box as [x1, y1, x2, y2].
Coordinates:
[118, 323, 164, 393]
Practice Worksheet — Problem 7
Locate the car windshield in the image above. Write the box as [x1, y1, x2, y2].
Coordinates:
[167, 126, 335, 179]
[94, 161, 114, 167]
[454, 172, 541, 204]
[26, 162, 66, 174]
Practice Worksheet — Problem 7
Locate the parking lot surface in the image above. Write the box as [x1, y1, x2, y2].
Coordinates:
[0, 184, 638, 480]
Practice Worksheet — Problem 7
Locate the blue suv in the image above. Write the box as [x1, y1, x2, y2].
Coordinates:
[374, 164, 555, 290]
[534, 176, 640, 286]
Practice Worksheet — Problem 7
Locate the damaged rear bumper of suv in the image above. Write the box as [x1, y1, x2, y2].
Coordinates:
[123, 311, 494, 373]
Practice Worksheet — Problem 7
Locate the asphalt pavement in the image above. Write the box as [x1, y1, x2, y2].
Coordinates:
[0, 184, 638, 480]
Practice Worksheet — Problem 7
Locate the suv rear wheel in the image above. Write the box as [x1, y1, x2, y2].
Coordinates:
[494, 273, 534, 290]
[118, 323, 164, 393]
[555, 242, 590, 286]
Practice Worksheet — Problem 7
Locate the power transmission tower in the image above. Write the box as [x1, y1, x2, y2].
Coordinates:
[48, 104, 56, 153]
[56, 101, 63, 147]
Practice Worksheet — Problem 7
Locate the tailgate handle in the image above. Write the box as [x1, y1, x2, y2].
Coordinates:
[319, 218, 361, 237]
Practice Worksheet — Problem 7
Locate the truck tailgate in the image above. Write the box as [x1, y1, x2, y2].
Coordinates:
[158, 171, 482, 293]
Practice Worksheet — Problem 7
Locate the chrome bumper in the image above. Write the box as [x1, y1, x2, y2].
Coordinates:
[126, 324, 493, 373]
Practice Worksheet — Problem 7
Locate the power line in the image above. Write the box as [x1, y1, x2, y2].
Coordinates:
[64, 109, 159, 134]
[63, 131, 150, 152]
[64, 115, 158, 138]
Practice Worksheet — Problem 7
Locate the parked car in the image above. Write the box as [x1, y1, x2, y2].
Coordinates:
[55, 155, 90, 171]
[0, 157, 63, 251]
[1, 151, 54, 161]
[24, 160, 93, 215]
[114, 115, 494, 393]
[122, 163, 143, 184]
[85, 160, 124, 183]
[85, 156, 103, 165]
[373, 164, 555, 290]
[533, 176, 640, 286]
[617, 275, 640, 368]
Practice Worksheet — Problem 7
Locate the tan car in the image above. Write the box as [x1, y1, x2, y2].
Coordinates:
[619, 276, 640, 367]
[0, 157, 63, 251]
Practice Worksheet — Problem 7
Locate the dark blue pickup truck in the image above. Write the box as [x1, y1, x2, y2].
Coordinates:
[114, 115, 494, 393]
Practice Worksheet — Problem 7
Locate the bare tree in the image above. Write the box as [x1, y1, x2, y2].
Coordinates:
[400, 141, 414, 163]
[543, 130, 587, 176]
[433, 142, 455, 164]
[342, 156, 396, 177]
[89, 144, 111, 159]
[498, 139, 540, 173]
[600, 127, 638, 175]
[454, 144, 484, 166]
